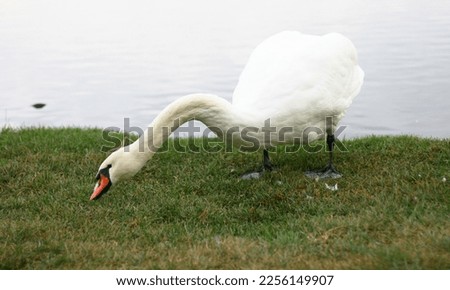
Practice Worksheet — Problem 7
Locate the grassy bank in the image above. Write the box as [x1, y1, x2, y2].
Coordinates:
[0, 127, 449, 269]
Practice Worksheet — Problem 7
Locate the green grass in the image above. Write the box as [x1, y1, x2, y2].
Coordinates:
[0, 127, 449, 269]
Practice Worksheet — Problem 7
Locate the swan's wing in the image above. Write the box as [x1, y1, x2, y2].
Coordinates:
[232, 31, 364, 123]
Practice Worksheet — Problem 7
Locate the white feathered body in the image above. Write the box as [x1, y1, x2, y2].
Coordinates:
[231, 31, 364, 145]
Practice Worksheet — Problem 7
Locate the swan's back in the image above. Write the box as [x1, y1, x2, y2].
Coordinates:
[232, 31, 364, 127]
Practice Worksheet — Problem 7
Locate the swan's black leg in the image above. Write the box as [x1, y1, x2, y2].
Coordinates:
[263, 149, 273, 171]
[323, 134, 341, 176]
[241, 149, 273, 179]
[305, 134, 342, 179]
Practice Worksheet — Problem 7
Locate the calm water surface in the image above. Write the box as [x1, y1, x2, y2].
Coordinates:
[1, 0, 449, 138]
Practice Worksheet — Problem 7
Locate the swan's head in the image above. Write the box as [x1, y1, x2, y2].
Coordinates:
[90, 148, 142, 200]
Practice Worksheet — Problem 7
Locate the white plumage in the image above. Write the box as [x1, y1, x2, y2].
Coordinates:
[233, 31, 364, 138]
[90, 31, 364, 200]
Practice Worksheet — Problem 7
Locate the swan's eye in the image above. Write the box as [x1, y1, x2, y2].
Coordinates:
[96, 164, 112, 181]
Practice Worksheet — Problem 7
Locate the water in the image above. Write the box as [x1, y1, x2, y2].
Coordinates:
[1, 0, 449, 138]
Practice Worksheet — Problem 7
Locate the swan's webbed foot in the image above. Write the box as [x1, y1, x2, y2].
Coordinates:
[305, 134, 342, 179]
[305, 162, 342, 180]
[240, 149, 273, 180]
[241, 171, 265, 180]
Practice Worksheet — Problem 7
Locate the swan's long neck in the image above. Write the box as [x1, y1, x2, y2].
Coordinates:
[127, 93, 241, 163]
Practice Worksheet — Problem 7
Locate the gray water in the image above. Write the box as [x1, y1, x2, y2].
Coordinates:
[1, 0, 450, 138]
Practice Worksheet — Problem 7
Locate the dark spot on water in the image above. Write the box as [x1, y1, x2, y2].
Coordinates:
[32, 103, 46, 109]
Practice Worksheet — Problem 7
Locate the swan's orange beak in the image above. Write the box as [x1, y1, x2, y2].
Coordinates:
[90, 174, 112, 200]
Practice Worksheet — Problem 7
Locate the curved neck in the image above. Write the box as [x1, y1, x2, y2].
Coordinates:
[128, 93, 239, 160]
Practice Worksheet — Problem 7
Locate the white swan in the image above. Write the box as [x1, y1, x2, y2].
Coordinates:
[90, 31, 364, 200]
